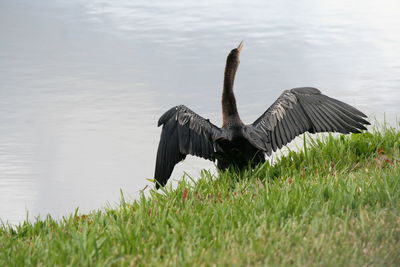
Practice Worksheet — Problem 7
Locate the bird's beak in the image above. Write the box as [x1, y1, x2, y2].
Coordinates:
[237, 40, 244, 52]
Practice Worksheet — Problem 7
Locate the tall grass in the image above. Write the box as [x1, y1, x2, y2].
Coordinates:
[1, 124, 399, 266]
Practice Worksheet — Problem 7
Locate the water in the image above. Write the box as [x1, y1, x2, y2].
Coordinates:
[1, 0, 399, 224]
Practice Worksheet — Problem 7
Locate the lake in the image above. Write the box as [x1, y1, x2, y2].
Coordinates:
[1, 0, 399, 224]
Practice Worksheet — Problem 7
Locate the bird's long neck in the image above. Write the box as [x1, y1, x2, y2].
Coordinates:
[222, 49, 241, 127]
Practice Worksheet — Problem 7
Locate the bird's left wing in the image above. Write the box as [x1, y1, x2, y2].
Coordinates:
[154, 105, 224, 188]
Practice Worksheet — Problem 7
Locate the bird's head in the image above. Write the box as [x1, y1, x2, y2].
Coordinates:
[227, 41, 243, 63]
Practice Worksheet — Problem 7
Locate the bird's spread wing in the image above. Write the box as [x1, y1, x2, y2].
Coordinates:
[155, 105, 223, 188]
[252, 87, 370, 154]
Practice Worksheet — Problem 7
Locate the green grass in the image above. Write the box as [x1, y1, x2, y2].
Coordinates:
[1, 124, 400, 266]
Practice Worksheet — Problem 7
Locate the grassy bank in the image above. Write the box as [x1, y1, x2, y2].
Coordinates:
[1, 125, 399, 266]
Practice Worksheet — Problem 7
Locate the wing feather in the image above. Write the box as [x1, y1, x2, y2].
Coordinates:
[281, 112, 294, 139]
[287, 110, 301, 136]
[310, 104, 337, 132]
[270, 129, 278, 152]
[324, 101, 369, 126]
[318, 104, 352, 133]
[301, 103, 324, 132]
[293, 104, 311, 130]
[275, 123, 283, 149]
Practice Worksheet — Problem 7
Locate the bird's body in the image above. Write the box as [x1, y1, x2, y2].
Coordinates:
[154, 42, 369, 188]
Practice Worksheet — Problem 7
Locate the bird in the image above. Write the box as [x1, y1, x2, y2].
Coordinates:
[154, 41, 369, 188]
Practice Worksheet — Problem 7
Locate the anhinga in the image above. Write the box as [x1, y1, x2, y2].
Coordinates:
[154, 42, 369, 188]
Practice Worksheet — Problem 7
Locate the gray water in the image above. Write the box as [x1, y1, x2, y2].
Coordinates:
[1, 0, 399, 224]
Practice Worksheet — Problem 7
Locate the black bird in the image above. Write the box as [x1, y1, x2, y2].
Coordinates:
[154, 42, 369, 188]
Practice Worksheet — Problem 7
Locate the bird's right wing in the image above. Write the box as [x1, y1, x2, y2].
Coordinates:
[154, 105, 223, 188]
[252, 87, 370, 155]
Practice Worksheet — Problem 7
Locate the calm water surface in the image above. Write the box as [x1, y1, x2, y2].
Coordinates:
[1, 0, 400, 224]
